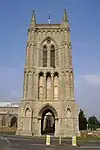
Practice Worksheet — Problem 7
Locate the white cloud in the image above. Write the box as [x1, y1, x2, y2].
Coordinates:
[10, 91, 20, 100]
[75, 74, 100, 120]
[83, 74, 100, 87]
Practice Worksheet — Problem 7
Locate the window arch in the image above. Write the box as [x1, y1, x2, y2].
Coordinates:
[66, 108, 71, 117]
[43, 45, 47, 67]
[50, 45, 55, 68]
[25, 108, 31, 117]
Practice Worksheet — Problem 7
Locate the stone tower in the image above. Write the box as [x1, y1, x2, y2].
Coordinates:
[16, 9, 79, 137]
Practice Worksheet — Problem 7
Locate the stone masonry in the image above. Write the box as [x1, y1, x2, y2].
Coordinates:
[15, 9, 80, 137]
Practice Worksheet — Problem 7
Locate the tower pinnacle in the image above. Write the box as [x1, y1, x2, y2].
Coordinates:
[30, 10, 36, 26]
[63, 9, 68, 22]
[48, 13, 51, 24]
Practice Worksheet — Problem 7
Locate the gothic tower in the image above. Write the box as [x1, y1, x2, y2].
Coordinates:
[16, 9, 79, 137]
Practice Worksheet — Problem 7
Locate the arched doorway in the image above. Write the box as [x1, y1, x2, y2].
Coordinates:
[10, 116, 17, 128]
[41, 108, 55, 135]
[39, 105, 58, 135]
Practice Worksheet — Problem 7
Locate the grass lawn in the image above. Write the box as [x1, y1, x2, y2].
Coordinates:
[77, 135, 100, 141]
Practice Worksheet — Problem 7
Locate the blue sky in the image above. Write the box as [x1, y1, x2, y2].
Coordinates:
[0, 0, 100, 119]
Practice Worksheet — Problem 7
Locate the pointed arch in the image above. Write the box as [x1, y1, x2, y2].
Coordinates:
[38, 104, 58, 118]
[40, 37, 58, 48]
[66, 108, 71, 117]
[10, 116, 18, 128]
[25, 108, 31, 117]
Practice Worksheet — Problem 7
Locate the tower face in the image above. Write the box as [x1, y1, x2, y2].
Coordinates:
[17, 10, 79, 137]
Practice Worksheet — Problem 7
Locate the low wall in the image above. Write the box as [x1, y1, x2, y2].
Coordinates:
[0, 126, 17, 135]
[80, 130, 100, 138]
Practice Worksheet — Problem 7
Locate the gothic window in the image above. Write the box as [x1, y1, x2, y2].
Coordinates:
[43, 45, 47, 67]
[66, 108, 71, 117]
[50, 45, 55, 68]
[25, 108, 31, 117]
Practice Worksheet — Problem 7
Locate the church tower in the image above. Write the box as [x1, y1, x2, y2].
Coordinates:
[16, 9, 79, 137]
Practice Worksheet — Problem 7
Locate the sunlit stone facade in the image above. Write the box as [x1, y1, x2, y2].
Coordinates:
[16, 9, 79, 137]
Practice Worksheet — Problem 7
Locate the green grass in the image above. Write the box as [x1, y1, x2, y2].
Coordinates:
[77, 135, 100, 141]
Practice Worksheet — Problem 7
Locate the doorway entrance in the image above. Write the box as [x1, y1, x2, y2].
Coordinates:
[41, 108, 55, 135]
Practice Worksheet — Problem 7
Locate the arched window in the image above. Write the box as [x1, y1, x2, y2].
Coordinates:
[50, 45, 55, 68]
[66, 108, 71, 117]
[25, 108, 31, 117]
[43, 45, 47, 67]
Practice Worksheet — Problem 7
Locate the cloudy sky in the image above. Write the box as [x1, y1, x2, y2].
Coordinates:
[0, 0, 100, 119]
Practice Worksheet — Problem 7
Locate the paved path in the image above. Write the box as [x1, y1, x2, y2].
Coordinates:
[0, 135, 100, 150]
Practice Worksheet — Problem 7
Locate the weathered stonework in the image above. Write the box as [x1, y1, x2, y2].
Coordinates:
[16, 9, 79, 137]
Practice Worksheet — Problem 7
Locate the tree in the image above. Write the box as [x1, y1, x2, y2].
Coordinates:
[88, 116, 100, 130]
[79, 109, 87, 130]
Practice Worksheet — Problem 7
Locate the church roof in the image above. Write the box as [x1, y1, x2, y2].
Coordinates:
[0, 102, 19, 107]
